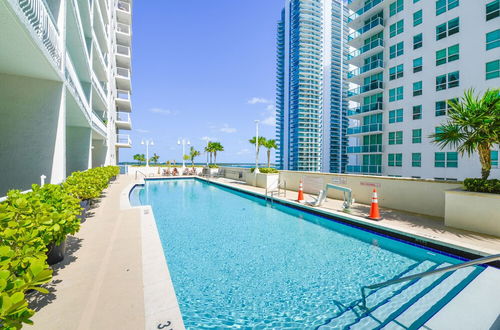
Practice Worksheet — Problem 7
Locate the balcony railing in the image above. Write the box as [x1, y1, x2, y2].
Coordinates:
[117, 112, 130, 123]
[116, 67, 130, 78]
[348, 81, 384, 97]
[116, 89, 130, 101]
[347, 39, 384, 60]
[117, 134, 131, 146]
[117, 1, 130, 13]
[17, 0, 62, 67]
[347, 60, 384, 79]
[65, 53, 89, 114]
[116, 44, 130, 56]
[117, 22, 130, 34]
[348, 102, 383, 116]
[347, 123, 383, 135]
[347, 165, 383, 174]
[347, 145, 383, 153]
[348, 17, 384, 41]
[348, 0, 384, 22]
[91, 111, 107, 137]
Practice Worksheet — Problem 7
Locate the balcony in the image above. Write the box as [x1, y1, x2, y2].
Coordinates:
[116, 0, 131, 24]
[115, 67, 131, 90]
[115, 89, 131, 112]
[115, 44, 131, 68]
[116, 22, 131, 45]
[116, 134, 132, 148]
[116, 112, 132, 130]
[347, 165, 383, 175]
[347, 102, 383, 118]
[65, 52, 90, 118]
[347, 39, 384, 66]
[347, 60, 384, 84]
[347, 145, 383, 154]
[348, 17, 384, 48]
[347, 123, 383, 136]
[347, 81, 384, 102]
[91, 111, 107, 138]
[347, 0, 386, 28]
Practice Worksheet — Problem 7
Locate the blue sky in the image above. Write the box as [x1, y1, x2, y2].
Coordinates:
[121, 0, 284, 164]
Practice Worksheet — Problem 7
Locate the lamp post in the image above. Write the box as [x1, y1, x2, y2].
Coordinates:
[178, 138, 190, 170]
[205, 139, 210, 167]
[141, 139, 154, 167]
[254, 120, 260, 174]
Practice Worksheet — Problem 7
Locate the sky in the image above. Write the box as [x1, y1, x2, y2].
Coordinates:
[121, 0, 284, 164]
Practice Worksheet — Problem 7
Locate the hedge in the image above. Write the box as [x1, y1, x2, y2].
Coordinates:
[250, 167, 279, 174]
[464, 178, 500, 194]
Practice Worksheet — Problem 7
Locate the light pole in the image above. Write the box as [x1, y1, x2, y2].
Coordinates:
[205, 139, 210, 167]
[178, 138, 190, 170]
[254, 120, 260, 174]
[141, 139, 154, 167]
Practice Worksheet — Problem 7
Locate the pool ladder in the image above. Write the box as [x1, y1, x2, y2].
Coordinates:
[265, 180, 286, 205]
[360, 253, 500, 309]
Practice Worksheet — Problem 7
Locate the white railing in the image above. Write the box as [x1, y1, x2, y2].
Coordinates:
[117, 0, 130, 13]
[116, 112, 131, 125]
[16, 0, 62, 67]
[91, 111, 107, 137]
[92, 74, 107, 102]
[116, 67, 130, 78]
[116, 44, 130, 56]
[116, 22, 130, 34]
[65, 52, 90, 115]
[116, 89, 131, 100]
[117, 134, 131, 145]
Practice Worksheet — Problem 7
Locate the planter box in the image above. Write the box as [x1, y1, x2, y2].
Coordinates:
[445, 189, 500, 237]
[46, 238, 67, 265]
[245, 173, 279, 190]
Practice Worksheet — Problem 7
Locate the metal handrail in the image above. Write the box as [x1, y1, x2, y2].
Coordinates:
[135, 170, 146, 180]
[361, 254, 500, 308]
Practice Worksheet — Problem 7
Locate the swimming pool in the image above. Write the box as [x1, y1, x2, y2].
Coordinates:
[130, 178, 483, 329]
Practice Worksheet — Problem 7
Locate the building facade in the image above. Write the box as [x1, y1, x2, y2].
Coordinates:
[345, 0, 500, 180]
[0, 0, 133, 195]
[276, 0, 349, 173]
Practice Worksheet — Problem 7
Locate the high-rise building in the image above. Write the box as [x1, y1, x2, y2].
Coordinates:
[345, 0, 499, 180]
[276, 0, 349, 173]
[0, 0, 133, 195]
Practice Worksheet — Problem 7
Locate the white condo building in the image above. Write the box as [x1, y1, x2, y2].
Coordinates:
[0, 0, 133, 195]
[345, 0, 499, 180]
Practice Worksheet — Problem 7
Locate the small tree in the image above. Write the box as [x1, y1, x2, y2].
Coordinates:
[133, 153, 146, 165]
[205, 142, 215, 164]
[150, 153, 160, 164]
[249, 136, 267, 166]
[189, 146, 201, 167]
[262, 139, 278, 168]
[430, 88, 500, 180]
[211, 142, 224, 164]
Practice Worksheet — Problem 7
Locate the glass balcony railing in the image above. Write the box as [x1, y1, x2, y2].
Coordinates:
[347, 0, 385, 22]
[348, 81, 384, 97]
[348, 102, 383, 116]
[348, 17, 384, 41]
[347, 39, 384, 60]
[347, 60, 384, 79]
[347, 123, 383, 135]
[117, 1, 130, 13]
[347, 165, 383, 174]
[347, 145, 383, 153]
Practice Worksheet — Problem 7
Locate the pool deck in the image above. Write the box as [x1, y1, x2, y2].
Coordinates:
[29, 174, 500, 329]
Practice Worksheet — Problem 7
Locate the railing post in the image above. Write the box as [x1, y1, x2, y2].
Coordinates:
[40, 174, 46, 187]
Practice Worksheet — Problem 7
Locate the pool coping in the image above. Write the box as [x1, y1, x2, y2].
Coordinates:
[121, 182, 186, 330]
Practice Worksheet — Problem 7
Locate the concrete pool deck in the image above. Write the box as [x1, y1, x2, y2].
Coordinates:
[29, 174, 500, 329]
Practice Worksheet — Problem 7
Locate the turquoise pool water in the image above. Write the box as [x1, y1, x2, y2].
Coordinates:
[131, 179, 479, 329]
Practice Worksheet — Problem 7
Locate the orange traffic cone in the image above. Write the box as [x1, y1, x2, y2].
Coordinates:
[368, 188, 382, 220]
[297, 180, 305, 203]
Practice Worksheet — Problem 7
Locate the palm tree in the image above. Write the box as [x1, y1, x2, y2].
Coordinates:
[189, 146, 201, 167]
[249, 136, 267, 166]
[133, 153, 146, 165]
[211, 142, 224, 164]
[149, 153, 160, 164]
[205, 142, 215, 164]
[430, 88, 500, 180]
[262, 139, 278, 168]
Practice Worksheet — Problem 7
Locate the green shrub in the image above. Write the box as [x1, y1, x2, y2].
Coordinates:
[64, 166, 119, 200]
[464, 178, 500, 194]
[208, 164, 219, 168]
[250, 167, 278, 174]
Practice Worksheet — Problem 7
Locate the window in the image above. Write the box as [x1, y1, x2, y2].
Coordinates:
[389, 86, 404, 102]
[436, 44, 460, 65]
[390, 0, 404, 16]
[413, 57, 423, 73]
[435, 152, 458, 168]
[414, 0, 420, 3]
[492, 150, 499, 167]
[388, 153, 403, 167]
[412, 153, 421, 167]
[435, 101, 447, 116]
[390, 42, 404, 59]
[413, 10, 423, 26]
[413, 33, 423, 49]
[436, 18, 459, 40]
[486, 60, 500, 80]
[389, 64, 404, 80]
[436, 0, 459, 16]
[436, 71, 459, 91]
[486, 0, 499, 21]
[390, 20, 404, 38]
[413, 81, 423, 96]
[412, 129, 422, 143]
[413, 105, 422, 120]
[389, 109, 403, 123]
[486, 30, 500, 50]
[389, 131, 403, 145]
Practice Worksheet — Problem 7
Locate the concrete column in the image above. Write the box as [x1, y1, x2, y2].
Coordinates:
[66, 126, 92, 175]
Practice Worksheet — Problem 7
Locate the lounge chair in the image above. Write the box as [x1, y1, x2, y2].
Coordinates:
[172, 168, 179, 176]
[306, 190, 327, 207]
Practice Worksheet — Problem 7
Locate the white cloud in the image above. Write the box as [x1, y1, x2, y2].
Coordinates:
[201, 136, 216, 142]
[237, 148, 251, 155]
[261, 116, 276, 126]
[220, 124, 237, 133]
[266, 104, 275, 111]
[247, 97, 270, 104]
[135, 128, 150, 133]
[149, 108, 177, 115]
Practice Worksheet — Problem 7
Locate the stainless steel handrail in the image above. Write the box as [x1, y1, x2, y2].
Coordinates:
[361, 254, 500, 308]
[135, 170, 146, 180]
